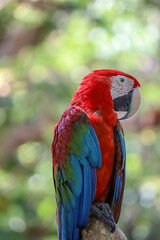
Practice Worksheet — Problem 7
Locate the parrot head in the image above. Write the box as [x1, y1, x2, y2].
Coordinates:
[109, 70, 141, 120]
[71, 69, 141, 121]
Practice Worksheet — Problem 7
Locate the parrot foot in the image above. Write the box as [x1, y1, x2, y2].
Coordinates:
[90, 202, 115, 233]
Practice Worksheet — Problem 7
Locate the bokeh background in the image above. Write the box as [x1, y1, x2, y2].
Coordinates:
[0, 0, 160, 239]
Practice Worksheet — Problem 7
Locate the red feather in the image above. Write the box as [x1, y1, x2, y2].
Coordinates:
[71, 69, 140, 221]
[55, 69, 140, 226]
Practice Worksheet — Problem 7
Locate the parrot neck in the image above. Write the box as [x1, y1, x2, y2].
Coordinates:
[71, 80, 117, 127]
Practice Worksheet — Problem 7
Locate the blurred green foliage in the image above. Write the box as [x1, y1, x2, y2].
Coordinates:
[0, 0, 160, 240]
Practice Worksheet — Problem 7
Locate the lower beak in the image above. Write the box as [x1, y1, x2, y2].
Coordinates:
[113, 87, 141, 120]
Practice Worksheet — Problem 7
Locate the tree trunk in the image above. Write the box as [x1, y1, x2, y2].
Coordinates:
[81, 216, 127, 240]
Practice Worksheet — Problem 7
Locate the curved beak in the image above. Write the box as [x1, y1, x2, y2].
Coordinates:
[113, 87, 141, 120]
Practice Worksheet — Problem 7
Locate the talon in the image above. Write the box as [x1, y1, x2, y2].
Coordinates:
[90, 202, 116, 232]
[110, 222, 116, 233]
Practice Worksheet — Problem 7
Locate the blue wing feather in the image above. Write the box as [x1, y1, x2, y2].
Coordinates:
[70, 154, 82, 196]
[118, 130, 126, 169]
[112, 130, 126, 208]
[52, 106, 102, 240]
[107, 122, 126, 223]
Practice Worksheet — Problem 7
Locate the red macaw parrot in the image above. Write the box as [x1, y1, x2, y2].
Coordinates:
[52, 69, 141, 240]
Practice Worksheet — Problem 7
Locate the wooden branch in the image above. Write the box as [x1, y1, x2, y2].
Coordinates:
[81, 217, 127, 240]
[0, 27, 47, 58]
[122, 109, 160, 131]
[0, 109, 160, 165]
[0, 118, 52, 164]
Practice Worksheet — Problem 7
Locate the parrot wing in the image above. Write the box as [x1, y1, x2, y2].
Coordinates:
[52, 106, 102, 240]
[107, 121, 126, 223]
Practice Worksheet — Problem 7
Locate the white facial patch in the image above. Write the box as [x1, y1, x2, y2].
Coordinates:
[110, 75, 135, 100]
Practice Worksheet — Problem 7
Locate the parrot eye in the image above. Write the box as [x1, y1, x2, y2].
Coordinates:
[119, 77, 125, 83]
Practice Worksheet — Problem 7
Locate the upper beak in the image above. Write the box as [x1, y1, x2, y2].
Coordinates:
[113, 87, 141, 120]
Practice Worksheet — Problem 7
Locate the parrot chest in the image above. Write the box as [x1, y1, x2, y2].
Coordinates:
[89, 113, 116, 202]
